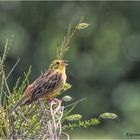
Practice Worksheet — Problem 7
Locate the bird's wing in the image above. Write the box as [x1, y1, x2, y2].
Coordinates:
[10, 70, 62, 111]
[23, 69, 52, 97]
[30, 71, 62, 100]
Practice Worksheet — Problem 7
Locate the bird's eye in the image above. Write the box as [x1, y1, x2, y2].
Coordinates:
[56, 62, 59, 65]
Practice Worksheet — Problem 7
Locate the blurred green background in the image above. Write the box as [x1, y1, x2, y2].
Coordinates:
[0, 1, 140, 139]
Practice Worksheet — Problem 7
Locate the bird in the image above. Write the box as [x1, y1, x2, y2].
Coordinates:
[11, 59, 68, 111]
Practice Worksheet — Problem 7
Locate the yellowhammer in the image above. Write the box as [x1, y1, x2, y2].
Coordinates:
[12, 60, 68, 110]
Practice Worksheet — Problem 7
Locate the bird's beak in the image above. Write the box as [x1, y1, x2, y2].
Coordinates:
[62, 60, 68, 66]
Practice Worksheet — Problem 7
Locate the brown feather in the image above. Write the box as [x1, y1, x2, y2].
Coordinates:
[10, 96, 29, 113]
[11, 60, 67, 112]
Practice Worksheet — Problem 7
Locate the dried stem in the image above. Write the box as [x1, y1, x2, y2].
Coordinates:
[57, 17, 84, 60]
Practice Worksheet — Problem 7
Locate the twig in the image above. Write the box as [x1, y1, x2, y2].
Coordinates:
[50, 100, 58, 139]
[1, 39, 9, 64]
[57, 17, 85, 59]
[65, 97, 87, 109]
[7, 58, 20, 80]
[57, 106, 64, 135]
[62, 132, 70, 140]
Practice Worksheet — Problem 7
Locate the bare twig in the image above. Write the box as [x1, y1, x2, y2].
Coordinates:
[7, 58, 20, 80]
[57, 17, 84, 60]
[62, 132, 70, 140]
[65, 97, 87, 109]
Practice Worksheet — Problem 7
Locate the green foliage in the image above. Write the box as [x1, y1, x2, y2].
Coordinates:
[63, 112, 118, 130]
[63, 118, 100, 130]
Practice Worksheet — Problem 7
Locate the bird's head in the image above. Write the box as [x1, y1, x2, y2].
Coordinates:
[49, 60, 68, 71]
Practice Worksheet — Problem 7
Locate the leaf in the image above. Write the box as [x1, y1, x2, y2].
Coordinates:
[60, 83, 72, 94]
[76, 23, 90, 29]
[65, 114, 82, 121]
[63, 83, 72, 91]
[62, 95, 72, 102]
[99, 112, 117, 119]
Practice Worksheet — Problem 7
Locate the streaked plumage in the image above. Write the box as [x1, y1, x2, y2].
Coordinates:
[12, 60, 67, 111]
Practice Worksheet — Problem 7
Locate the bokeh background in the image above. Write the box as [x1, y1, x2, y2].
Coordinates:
[0, 1, 140, 139]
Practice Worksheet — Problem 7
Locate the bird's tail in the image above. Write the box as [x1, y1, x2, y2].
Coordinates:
[10, 96, 29, 113]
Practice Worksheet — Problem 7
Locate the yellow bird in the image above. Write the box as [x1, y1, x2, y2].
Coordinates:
[12, 60, 67, 110]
